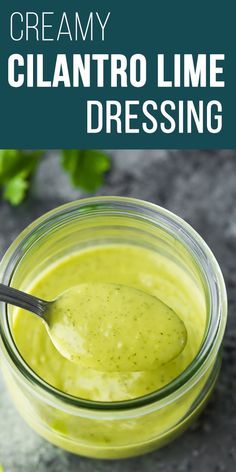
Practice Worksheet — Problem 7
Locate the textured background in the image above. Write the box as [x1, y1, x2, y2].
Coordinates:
[0, 151, 236, 471]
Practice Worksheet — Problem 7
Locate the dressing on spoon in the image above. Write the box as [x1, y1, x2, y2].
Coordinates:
[0, 282, 187, 371]
[47, 283, 187, 371]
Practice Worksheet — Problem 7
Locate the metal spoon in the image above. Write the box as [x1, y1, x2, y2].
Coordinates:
[0, 282, 187, 371]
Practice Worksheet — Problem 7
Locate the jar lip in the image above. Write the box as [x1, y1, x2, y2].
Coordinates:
[0, 196, 228, 412]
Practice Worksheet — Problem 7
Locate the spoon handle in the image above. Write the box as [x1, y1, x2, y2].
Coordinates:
[0, 283, 47, 318]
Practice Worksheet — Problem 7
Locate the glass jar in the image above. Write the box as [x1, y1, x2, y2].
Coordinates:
[0, 197, 227, 459]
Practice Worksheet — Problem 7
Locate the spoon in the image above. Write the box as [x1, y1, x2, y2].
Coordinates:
[0, 282, 187, 371]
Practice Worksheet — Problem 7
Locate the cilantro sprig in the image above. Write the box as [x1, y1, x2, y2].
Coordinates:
[0, 150, 41, 205]
[0, 150, 110, 205]
[61, 150, 110, 192]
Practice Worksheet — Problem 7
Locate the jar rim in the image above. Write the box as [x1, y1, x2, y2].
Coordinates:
[0, 196, 227, 413]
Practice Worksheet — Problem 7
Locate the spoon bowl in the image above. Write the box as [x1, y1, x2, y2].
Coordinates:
[0, 282, 187, 371]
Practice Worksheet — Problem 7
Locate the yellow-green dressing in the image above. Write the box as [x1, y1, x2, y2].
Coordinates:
[48, 283, 187, 371]
[12, 244, 206, 401]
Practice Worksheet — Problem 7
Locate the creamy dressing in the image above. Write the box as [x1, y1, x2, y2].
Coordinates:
[12, 244, 206, 402]
[47, 283, 187, 370]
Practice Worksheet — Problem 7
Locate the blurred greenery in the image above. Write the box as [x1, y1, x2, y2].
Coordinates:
[0, 150, 110, 205]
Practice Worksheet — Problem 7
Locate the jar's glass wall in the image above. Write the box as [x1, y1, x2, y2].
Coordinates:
[0, 199, 227, 458]
[1, 356, 219, 458]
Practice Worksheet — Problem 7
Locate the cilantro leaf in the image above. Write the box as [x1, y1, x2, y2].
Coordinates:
[61, 150, 110, 192]
[0, 150, 41, 182]
[3, 173, 29, 206]
[0, 149, 111, 206]
[0, 150, 42, 205]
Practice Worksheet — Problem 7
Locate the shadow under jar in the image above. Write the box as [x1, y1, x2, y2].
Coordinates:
[0, 197, 227, 459]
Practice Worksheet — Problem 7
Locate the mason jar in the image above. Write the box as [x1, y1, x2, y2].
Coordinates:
[0, 197, 227, 459]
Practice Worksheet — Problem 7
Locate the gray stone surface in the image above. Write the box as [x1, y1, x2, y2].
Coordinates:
[0, 151, 236, 471]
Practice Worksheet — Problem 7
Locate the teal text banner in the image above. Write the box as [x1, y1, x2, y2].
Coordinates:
[0, 0, 235, 148]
